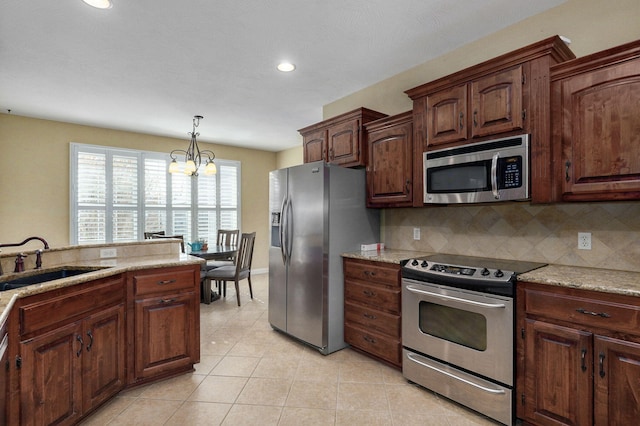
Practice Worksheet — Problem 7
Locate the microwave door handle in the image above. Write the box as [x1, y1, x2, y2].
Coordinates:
[491, 153, 500, 199]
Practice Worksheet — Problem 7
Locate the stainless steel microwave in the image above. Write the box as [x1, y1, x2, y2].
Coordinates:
[423, 134, 530, 204]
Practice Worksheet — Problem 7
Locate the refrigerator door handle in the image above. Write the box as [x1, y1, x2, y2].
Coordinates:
[279, 196, 287, 264]
[286, 197, 294, 263]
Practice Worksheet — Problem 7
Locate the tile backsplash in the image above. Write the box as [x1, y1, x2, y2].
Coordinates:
[383, 201, 640, 272]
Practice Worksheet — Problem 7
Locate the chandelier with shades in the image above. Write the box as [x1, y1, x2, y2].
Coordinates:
[168, 115, 217, 176]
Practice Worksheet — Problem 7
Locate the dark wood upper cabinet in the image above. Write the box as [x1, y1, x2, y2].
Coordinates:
[407, 36, 575, 205]
[364, 111, 414, 207]
[299, 107, 387, 168]
[551, 39, 640, 201]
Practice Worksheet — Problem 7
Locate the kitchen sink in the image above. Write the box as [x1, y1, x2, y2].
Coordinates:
[0, 268, 101, 291]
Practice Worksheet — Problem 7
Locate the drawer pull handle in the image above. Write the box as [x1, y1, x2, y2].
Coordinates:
[86, 330, 94, 352]
[580, 348, 587, 372]
[160, 298, 176, 304]
[363, 335, 376, 344]
[599, 352, 606, 378]
[576, 308, 610, 318]
[364, 313, 377, 320]
[363, 270, 377, 277]
[157, 279, 177, 285]
[363, 290, 376, 297]
[76, 335, 84, 357]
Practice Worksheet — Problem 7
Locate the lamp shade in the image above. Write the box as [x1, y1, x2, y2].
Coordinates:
[204, 161, 217, 175]
[168, 159, 181, 174]
[184, 160, 197, 175]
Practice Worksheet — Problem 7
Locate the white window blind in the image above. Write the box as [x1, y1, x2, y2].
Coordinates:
[70, 143, 241, 245]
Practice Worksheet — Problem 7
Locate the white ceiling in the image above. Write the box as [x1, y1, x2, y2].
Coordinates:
[1, 0, 564, 152]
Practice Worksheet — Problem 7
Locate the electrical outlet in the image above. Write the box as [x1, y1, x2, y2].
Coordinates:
[100, 248, 117, 258]
[413, 227, 420, 240]
[578, 232, 591, 250]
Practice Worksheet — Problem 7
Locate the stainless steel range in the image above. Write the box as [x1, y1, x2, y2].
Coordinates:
[401, 254, 546, 425]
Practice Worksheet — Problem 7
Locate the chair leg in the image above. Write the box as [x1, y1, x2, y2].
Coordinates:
[235, 280, 241, 306]
[248, 276, 253, 300]
[203, 278, 211, 305]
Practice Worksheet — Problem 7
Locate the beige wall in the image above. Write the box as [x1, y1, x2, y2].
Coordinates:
[275, 146, 303, 170]
[0, 113, 277, 270]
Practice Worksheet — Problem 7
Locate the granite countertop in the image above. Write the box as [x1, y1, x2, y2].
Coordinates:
[342, 250, 640, 298]
[342, 249, 432, 264]
[518, 264, 640, 298]
[0, 251, 204, 326]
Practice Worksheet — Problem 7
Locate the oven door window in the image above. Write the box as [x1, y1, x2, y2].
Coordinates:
[418, 301, 487, 351]
[426, 160, 491, 193]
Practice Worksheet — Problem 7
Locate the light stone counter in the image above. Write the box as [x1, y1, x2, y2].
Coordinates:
[0, 240, 204, 326]
[342, 249, 432, 264]
[343, 250, 640, 299]
[518, 264, 640, 298]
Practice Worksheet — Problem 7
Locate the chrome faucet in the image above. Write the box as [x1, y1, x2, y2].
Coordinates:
[0, 236, 50, 275]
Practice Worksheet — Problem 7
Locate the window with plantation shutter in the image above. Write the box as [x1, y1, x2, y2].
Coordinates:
[70, 143, 240, 245]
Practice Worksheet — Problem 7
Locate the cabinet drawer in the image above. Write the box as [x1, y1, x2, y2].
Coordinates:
[133, 267, 196, 296]
[344, 259, 400, 287]
[20, 276, 124, 337]
[345, 324, 401, 366]
[345, 301, 400, 337]
[525, 288, 640, 335]
[345, 280, 400, 314]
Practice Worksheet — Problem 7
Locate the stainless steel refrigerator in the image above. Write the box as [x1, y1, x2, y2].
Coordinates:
[268, 162, 380, 354]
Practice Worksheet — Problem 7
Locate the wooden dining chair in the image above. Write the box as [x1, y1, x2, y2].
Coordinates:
[204, 232, 255, 306]
[148, 233, 184, 253]
[144, 231, 165, 239]
[206, 229, 240, 270]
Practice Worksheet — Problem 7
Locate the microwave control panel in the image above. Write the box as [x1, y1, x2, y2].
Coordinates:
[499, 156, 522, 189]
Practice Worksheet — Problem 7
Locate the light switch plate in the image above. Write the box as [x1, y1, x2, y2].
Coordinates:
[100, 248, 117, 258]
[413, 228, 420, 240]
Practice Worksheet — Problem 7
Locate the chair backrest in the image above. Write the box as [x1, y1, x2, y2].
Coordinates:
[149, 233, 184, 253]
[235, 232, 256, 275]
[216, 229, 239, 247]
[144, 231, 165, 239]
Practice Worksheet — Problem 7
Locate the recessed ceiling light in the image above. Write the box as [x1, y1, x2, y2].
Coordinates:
[82, 0, 113, 9]
[277, 62, 296, 72]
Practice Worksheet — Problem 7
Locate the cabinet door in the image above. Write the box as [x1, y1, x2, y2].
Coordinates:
[426, 84, 468, 147]
[327, 119, 361, 166]
[134, 292, 197, 380]
[302, 128, 326, 163]
[594, 335, 640, 426]
[82, 304, 126, 412]
[523, 319, 592, 426]
[20, 321, 83, 426]
[559, 58, 640, 199]
[366, 120, 413, 207]
[471, 65, 524, 138]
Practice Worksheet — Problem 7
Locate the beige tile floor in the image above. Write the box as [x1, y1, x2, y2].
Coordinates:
[82, 273, 502, 425]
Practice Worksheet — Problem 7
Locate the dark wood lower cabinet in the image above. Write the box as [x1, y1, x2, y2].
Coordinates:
[517, 281, 640, 426]
[343, 258, 401, 368]
[4, 263, 200, 425]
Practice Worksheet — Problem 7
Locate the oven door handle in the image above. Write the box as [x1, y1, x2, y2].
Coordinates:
[406, 353, 506, 395]
[406, 285, 506, 309]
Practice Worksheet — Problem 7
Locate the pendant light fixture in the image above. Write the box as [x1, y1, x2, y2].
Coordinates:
[169, 115, 217, 176]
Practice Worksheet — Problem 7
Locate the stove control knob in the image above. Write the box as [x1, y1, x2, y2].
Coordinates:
[411, 259, 419, 266]
[481, 268, 490, 276]
[494, 269, 504, 278]
[421, 260, 428, 268]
